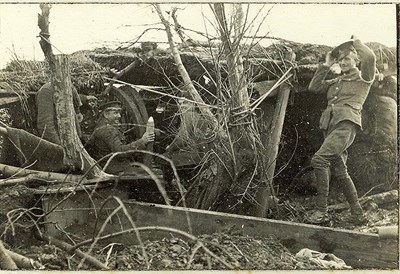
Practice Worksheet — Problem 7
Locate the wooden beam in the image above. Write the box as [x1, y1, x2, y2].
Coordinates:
[43, 194, 398, 269]
[256, 83, 291, 217]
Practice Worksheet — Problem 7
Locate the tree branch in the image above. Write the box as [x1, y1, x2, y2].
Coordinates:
[154, 4, 217, 126]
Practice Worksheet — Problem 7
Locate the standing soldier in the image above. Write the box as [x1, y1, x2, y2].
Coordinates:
[36, 82, 97, 145]
[306, 35, 376, 224]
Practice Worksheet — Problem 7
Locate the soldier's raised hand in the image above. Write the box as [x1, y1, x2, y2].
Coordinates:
[324, 51, 336, 67]
[86, 95, 98, 101]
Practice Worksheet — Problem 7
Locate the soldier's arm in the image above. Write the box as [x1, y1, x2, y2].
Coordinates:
[353, 38, 376, 83]
[309, 50, 335, 93]
[308, 64, 331, 93]
[103, 127, 146, 153]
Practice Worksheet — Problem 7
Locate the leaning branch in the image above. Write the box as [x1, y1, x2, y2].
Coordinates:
[102, 59, 140, 95]
[154, 4, 217, 126]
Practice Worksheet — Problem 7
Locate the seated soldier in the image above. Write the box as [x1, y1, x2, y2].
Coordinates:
[36, 82, 97, 145]
[92, 101, 154, 175]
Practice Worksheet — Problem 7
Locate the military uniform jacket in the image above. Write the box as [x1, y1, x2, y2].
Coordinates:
[308, 40, 376, 131]
[36, 83, 87, 145]
[92, 119, 146, 173]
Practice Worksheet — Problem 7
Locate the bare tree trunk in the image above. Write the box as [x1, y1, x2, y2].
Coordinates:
[52, 55, 81, 167]
[38, 4, 104, 177]
[154, 4, 217, 126]
[214, 3, 253, 148]
[215, 4, 250, 111]
[213, 4, 259, 207]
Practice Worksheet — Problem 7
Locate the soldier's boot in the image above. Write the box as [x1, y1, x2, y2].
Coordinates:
[306, 167, 330, 224]
[339, 177, 368, 225]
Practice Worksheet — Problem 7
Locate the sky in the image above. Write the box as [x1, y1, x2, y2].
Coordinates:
[0, 3, 397, 68]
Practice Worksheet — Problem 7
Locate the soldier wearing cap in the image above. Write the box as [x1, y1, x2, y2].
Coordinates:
[91, 101, 155, 174]
[306, 36, 376, 224]
[36, 82, 97, 145]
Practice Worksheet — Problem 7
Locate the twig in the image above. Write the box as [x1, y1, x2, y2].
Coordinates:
[0, 163, 88, 185]
[40, 234, 109, 270]
[249, 68, 293, 112]
[96, 148, 193, 234]
[186, 241, 202, 269]
[132, 162, 171, 206]
[230, 241, 249, 262]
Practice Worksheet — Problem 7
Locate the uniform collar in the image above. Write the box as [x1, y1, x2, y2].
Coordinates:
[339, 67, 361, 81]
[96, 117, 119, 128]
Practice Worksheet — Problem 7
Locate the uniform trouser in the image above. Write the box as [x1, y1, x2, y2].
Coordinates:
[311, 121, 362, 213]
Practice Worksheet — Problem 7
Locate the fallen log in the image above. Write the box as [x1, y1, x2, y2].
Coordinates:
[6, 249, 44, 270]
[0, 240, 17, 270]
[0, 126, 7, 135]
[0, 174, 43, 187]
[328, 189, 398, 212]
[0, 163, 87, 184]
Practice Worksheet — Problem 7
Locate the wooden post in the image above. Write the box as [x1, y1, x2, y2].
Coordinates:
[256, 83, 291, 217]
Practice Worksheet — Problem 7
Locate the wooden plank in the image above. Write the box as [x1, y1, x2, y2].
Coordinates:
[43, 194, 397, 269]
[256, 83, 291, 217]
[125, 202, 398, 269]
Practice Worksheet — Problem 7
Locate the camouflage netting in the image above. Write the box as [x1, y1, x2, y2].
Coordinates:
[0, 52, 108, 93]
[0, 52, 109, 131]
[0, 40, 397, 195]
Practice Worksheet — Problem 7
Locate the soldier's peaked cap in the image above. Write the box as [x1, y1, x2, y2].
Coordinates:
[99, 101, 122, 112]
[331, 40, 357, 60]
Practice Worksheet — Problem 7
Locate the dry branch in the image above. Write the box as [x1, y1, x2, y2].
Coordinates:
[0, 174, 40, 187]
[40, 234, 110, 270]
[102, 59, 140, 95]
